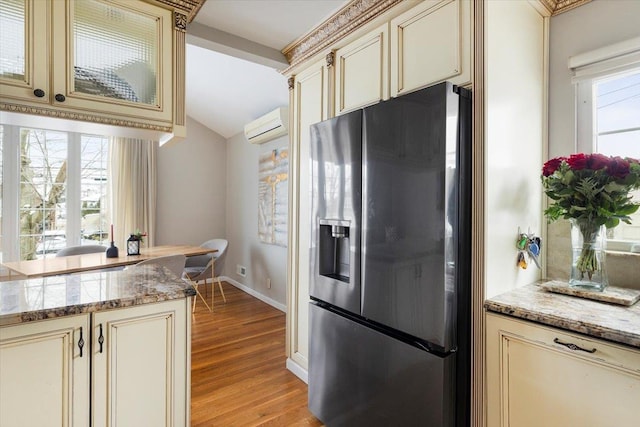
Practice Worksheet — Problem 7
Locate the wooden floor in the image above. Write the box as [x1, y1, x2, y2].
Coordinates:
[190, 282, 322, 426]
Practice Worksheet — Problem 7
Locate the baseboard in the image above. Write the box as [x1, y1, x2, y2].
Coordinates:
[286, 358, 309, 384]
[220, 276, 287, 313]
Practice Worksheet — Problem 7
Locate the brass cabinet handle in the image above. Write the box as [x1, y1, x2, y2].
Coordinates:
[553, 337, 596, 354]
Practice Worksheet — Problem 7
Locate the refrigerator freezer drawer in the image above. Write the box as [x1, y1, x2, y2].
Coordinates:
[309, 303, 455, 427]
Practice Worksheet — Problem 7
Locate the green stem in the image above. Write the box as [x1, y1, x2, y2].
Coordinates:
[576, 221, 600, 279]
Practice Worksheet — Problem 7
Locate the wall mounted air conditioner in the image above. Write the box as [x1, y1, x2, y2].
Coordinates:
[244, 107, 289, 144]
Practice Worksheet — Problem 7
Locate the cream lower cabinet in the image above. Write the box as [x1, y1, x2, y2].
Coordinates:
[390, 0, 472, 96]
[0, 298, 190, 427]
[486, 312, 640, 427]
[92, 299, 189, 427]
[0, 314, 90, 427]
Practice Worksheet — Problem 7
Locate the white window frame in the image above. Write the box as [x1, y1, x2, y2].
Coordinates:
[571, 37, 640, 253]
[1, 124, 108, 268]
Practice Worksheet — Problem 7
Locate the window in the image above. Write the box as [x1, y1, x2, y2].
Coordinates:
[0, 125, 109, 264]
[594, 70, 640, 244]
[19, 129, 68, 260]
[573, 39, 640, 251]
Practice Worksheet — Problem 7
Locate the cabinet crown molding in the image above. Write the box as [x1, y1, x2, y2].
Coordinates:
[282, 0, 401, 73]
[153, 0, 205, 22]
[539, 0, 592, 16]
[282, 0, 592, 74]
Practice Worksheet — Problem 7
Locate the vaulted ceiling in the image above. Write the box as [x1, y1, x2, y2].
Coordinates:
[184, 0, 346, 139]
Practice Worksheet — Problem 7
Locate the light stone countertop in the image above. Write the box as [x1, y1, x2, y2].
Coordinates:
[0, 265, 196, 327]
[484, 283, 640, 349]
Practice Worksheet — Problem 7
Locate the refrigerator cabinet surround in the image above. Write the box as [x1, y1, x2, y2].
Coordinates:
[309, 111, 363, 315]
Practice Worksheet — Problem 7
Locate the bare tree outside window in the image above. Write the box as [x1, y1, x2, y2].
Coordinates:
[17, 129, 109, 260]
[19, 129, 67, 260]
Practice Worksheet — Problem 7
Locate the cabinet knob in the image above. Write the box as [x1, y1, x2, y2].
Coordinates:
[54, 93, 66, 102]
[33, 89, 45, 98]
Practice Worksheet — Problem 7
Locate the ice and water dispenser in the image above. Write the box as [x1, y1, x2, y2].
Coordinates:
[318, 219, 351, 283]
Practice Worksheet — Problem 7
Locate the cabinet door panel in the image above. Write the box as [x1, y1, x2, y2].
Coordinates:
[391, 0, 471, 96]
[487, 313, 640, 427]
[335, 24, 389, 114]
[506, 337, 639, 427]
[0, 315, 90, 427]
[92, 300, 188, 427]
[0, 0, 49, 104]
[51, 0, 173, 123]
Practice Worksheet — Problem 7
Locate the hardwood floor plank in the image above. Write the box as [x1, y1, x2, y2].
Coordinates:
[190, 282, 322, 426]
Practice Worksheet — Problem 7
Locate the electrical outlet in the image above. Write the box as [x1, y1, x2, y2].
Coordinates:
[267, 278, 271, 289]
[236, 264, 247, 277]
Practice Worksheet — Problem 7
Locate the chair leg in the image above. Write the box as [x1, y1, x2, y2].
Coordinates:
[217, 277, 227, 303]
[190, 279, 212, 313]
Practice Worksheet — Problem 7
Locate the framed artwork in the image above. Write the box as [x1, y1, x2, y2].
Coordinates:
[258, 148, 288, 246]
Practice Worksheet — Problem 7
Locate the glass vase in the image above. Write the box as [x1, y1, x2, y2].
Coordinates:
[569, 218, 608, 292]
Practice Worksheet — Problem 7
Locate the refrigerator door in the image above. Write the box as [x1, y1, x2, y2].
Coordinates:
[310, 111, 363, 315]
[309, 302, 455, 427]
[361, 82, 460, 351]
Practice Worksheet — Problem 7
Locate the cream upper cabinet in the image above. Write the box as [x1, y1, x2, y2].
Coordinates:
[335, 24, 389, 115]
[1, 0, 178, 129]
[390, 0, 471, 97]
[92, 299, 189, 427]
[0, 314, 90, 427]
[288, 58, 332, 372]
[486, 312, 640, 427]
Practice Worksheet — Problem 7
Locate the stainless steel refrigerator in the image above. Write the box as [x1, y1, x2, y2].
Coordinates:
[308, 82, 471, 426]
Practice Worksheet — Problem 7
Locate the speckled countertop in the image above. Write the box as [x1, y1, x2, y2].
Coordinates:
[485, 283, 640, 349]
[0, 265, 196, 327]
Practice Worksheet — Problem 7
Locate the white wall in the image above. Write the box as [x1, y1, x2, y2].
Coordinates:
[484, 1, 546, 298]
[155, 116, 227, 246]
[546, 0, 640, 284]
[225, 132, 288, 306]
[155, 116, 288, 306]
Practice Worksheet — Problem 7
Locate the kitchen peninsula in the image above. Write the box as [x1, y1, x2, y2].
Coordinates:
[0, 265, 194, 427]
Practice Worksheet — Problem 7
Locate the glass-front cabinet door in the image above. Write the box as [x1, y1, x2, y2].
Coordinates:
[0, 0, 50, 104]
[52, 0, 173, 123]
[0, 0, 174, 125]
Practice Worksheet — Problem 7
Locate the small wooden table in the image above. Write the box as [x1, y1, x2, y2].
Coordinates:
[1, 245, 217, 279]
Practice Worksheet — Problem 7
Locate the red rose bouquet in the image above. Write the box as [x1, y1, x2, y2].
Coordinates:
[541, 153, 640, 283]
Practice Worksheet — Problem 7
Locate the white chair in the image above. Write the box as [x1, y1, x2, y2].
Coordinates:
[184, 239, 228, 312]
[131, 254, 186, 278]
[56, 245, 107, 257]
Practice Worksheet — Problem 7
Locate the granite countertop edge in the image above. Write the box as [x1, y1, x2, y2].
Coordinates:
[484, 284, 640, 349]
[0, 266, 197, 327]
[0, 289, 197, 327]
